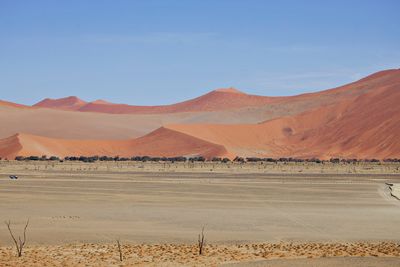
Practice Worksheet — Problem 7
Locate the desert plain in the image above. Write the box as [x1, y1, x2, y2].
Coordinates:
[0, 161, 400, 266]
[2, 1, 400, 265]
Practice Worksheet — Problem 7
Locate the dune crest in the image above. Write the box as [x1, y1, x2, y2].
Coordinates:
[34, 96, 87, 111]
[0, 100, 30, 109]
[214, 87, 245, 94]
[74, 89, 277, 114]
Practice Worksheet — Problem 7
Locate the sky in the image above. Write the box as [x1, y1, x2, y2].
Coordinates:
[0, 0, 399, 105]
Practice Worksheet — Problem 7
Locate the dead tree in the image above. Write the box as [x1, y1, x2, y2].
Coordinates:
[198, 226, 205, 255]
[5, 219, 29, 257]
[116, 239, 123, 261]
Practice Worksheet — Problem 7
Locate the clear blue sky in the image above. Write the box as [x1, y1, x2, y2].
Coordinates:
[1, 0, 399, 105]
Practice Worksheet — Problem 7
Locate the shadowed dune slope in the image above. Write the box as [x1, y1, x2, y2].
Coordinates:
[164, 70, 400, 159]
[0, 128, 227, 159]
[291, 82, 400, 159]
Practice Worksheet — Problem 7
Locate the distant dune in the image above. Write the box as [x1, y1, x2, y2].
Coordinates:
[34, 87, 279, 114]
[0, 129, 227, 159]
[1, 69, 399, 159]
[0, 100, 30, 109]
[34, 96, 88, 111]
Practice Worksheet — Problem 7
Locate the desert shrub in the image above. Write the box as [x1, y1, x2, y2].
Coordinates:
[172, 156, 186, 162]
[330, 158, 340, 163]
[198, 227, 205, 255]
[189, 157, 206, 162]
[100, 156, 113, 161]
[384, 158, 400, 163]
[221, 158, 231, 163]
[233, 156, 245, 163]
[278, 157, 289, 162]
[246, 157, 262, 162]
[340, 158, 356, 164]
[79, 156, 88, 162]
[5, 219, 29, 257]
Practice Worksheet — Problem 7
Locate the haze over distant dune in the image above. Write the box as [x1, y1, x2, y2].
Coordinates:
[34, 96, 88, 111]
[34, 87, 279, 114]
[1, 69, 399, 159]
[0, 100, 30, 109]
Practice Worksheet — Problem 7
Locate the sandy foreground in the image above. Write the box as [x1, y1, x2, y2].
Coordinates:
[1, 242, 400, 266]
[0, 161, 400, 266]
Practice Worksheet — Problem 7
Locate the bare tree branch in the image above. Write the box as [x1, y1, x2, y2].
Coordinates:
[116, 239, 123, 261]
[5, 219, 29, 257]
[198, 226, 205, 255]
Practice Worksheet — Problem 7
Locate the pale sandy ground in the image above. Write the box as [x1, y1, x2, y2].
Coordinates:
[224, 256, 400, 267]
[0, 161, 399, 266]
[2, 160, 400, 174]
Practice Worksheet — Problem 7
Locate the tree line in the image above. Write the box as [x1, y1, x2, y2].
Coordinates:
[8, 155, 400, 163]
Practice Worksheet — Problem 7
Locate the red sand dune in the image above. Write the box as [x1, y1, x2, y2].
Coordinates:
[0, 100, 30, 109]
[0, 128, 227, 160]
[1, 69, 400, 159]
[164, 70, 400, 159]
[34, 96, 88, 111]
[33, 88, 280, 114]
[31, 69, 400, 115]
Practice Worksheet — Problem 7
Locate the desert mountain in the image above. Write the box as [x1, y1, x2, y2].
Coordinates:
[1, 68, 399, 159]
[33, 87, 280, 114]
[31, 70, 399, 115]
[0, 100, 30, 109]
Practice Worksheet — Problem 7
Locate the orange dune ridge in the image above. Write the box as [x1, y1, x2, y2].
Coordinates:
[0, 100, 31, 109]
[164, 71, 400, 159]
[33, 96, 88, 111]
[1, 69, 397, 141]
[31, 69, 400, 115]
[0, 68, 399, 159]
[32, 87, 281, 114]
[0, 128, 228, 160]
